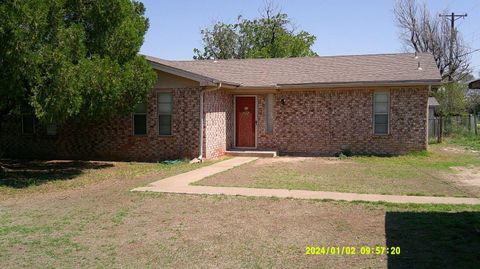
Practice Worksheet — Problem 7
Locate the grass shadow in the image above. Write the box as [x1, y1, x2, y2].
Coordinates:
[0, 159, 113, 188]
[385, 211, 480, 268]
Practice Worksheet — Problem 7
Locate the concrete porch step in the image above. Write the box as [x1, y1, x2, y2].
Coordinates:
[225, 150, 277, 158]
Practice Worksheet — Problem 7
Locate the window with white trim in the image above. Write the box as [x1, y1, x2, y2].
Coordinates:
[158, 92, 172, 135]
[373, 92, 389, 135]
[133, 103, 147, 135]
[266, 94, 274, 134]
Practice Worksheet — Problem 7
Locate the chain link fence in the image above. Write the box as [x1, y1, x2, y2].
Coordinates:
[429, 114, 478, 143]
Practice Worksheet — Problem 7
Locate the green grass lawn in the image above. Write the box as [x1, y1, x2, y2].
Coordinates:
[195, 144, 480, 198]
[0, 159, 217, 198]
[448, 133, 480, 151]
[0, 156, 479, 268]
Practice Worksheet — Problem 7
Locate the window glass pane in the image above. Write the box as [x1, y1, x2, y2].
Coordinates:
[374, 102, 388, 113]
[22, 115, 34, 134]
[374, 93, 388, 102]
[134, 115, 147, 135]
[375, 124, 388, 134]
[158, 93, 172, 103]
[374, 92, 389, 135]
[158, 103, 172, 114]
[134, 103, 147, 113]
[46, 124, 57, 136]
[375, 115, 388, 124]
[266, 94, 274, 134]
[159, 115, 171, 135]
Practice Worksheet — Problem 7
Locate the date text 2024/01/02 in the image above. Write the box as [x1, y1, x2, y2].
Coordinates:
[305, 246, 401, 255]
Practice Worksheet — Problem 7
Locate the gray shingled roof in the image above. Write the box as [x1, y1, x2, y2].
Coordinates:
[146, 53, 441, 88]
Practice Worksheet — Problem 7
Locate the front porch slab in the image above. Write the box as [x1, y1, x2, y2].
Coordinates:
[225, 150, 277, 158]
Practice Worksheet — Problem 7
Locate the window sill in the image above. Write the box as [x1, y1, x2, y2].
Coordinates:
[372, 133, 391, 137]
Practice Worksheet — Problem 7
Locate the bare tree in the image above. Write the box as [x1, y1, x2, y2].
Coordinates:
[394, 0, 471, 81]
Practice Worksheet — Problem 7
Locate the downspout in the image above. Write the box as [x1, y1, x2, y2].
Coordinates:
[198, 90, 204, 160]
[427, 84, 432, 147]
[197, 82, 222, 161]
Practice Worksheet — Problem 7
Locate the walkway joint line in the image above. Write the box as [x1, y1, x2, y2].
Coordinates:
[132, 157, 480, 205]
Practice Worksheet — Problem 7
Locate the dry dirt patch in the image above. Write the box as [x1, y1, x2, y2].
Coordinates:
[450, 166, 480, 196]
[441, 146, 480, 154]
[253, 157, 350, 166]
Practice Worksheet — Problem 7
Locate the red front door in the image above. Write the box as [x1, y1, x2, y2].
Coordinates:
[235, 96, 256, 148]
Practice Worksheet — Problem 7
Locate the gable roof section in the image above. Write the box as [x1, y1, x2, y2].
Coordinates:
[428, 97, 440, 107]
[145, 53, 441, 89]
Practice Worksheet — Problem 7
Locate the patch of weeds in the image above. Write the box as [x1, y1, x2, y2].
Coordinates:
[348, 200, 480, 212]
[407, 150, 430, 157]
[448, 133, 480, 150]
[133, 191, 166, 199]
[112, 209, 129, 225]
[336, 148, 352, 158]
[308, 199, 480, 212]
[211, 194, 230, 202]
[267, 196, 281, 201]
[0, 224, 53, 236]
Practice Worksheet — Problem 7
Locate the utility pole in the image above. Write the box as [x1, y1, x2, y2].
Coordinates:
[439, 12, 467, 82]
[437, 12, 467, 143]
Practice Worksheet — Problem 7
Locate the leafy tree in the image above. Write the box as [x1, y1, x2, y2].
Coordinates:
[433, 82, 467, 116]
[0, 0, 156, 125]
[193, 4, 317, 59]
[466, 90, 480, 115]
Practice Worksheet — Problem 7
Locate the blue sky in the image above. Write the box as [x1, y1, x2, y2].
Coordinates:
[139, 0, 480, 77]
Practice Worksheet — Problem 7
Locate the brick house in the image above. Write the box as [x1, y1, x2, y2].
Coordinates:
[1, 53, 441, 161]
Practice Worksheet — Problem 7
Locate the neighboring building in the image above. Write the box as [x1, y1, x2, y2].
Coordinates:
[1, 53, 441, 161]
[469, 79, 480, 90]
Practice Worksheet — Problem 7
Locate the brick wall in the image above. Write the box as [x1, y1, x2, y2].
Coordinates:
[0, 87, 202, 161]
[254, 87, 429, 155]
[203, 90, 233, 159]
[0, 85, 429, 161]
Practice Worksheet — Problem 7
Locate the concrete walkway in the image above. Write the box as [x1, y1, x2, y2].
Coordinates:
[132, 157, 480, 205]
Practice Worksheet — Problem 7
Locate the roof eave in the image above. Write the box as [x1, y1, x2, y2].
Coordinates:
[147, 60, 217, 86]
[222, 80, 442, 90]
[147, 60, 243, 88]
[274, 79, 442, 89]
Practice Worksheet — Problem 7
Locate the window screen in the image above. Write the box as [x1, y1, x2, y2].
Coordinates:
[133, 103, 147, 135]
[266, 94, 274, 134]
[158, 93, 172, 135]
[374, 92, 389, 134]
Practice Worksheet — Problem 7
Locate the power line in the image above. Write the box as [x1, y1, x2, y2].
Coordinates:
[458, 48, 480, 58]
[439, 12, 468, 81]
